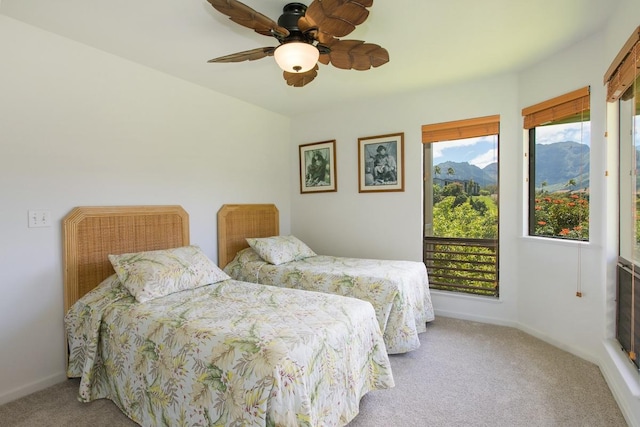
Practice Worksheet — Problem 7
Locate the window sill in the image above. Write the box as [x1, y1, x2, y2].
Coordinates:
[430, 289, 503, 303]
[603, 339, 640, 399]
[519, 234, 593, 249]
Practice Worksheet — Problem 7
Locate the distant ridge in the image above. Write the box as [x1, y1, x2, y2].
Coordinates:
[434, 161, 497, 187]
[434, 141, 592, 192]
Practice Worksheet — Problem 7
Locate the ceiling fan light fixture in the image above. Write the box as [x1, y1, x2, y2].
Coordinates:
[274, 42, 319, 73]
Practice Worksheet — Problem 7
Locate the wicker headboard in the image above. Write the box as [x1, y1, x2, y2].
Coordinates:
[217, 204, 279, 268]
[62, 205, 189, 313]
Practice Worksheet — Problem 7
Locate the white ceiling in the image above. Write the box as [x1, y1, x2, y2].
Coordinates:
[0, 0, 618, 117]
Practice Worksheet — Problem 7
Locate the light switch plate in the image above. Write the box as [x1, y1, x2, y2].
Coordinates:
[28, 210, 52, 228]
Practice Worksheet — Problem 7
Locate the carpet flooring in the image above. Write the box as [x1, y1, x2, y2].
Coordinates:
[0, 316, 628, 426]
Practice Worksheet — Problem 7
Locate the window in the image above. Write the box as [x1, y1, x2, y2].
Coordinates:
[422, 116, 499, 297]
[604, 25, 639, 366]
[606, 26, 640, 265]
[523, 87, 591, 241]
[618, 78, 639, 265]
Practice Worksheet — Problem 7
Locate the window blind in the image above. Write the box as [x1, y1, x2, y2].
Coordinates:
[422, 115, 500, 144]
[604, 26, 640, 102]
[521, 87, 590, 129]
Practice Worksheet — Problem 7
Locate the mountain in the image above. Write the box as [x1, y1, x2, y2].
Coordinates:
[434, 161, 496, 187]
[433, 141, 590, 192]
[482, 162, 498, 178]
[534, 141, 590, 190]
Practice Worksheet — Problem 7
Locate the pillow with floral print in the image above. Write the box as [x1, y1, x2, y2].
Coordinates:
[246, 235, 316, 265]
[108, 245, 229, 303]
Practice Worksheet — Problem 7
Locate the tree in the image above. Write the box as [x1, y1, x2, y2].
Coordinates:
[442, 182, 464, 197]
[467, 178, 476, 195]
[433, 196, 497, 239]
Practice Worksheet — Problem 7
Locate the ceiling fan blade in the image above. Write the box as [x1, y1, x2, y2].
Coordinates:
[208, 47, 276, 63]
[318, 39, 389, 70]
[283, 64, 319, 87]
[206, 0, 290, 38]
[301, 0, 373, 43]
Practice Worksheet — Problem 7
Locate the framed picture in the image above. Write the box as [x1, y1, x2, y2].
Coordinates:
[299, 140, 337, 193]
[358, 132, 404, 192]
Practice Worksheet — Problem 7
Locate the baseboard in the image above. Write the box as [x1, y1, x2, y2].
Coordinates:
[0, 371, 67, 406]
[435, 309, 598, 364]
[599, 340, 640, 427]
[514, 322, 598, 364]
[433, 312, 640, 426]
[433, 308, 518, 329]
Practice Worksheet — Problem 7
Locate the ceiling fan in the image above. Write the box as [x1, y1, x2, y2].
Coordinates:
[206, 0, 389, 87]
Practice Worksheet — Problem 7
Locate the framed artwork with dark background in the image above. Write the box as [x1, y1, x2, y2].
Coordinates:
[299, 140, 337, 194]
[358, 133, 404, 193]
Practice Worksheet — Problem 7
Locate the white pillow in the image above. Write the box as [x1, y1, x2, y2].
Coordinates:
[246, 235, 316, 265]
[108, 245, 229, 303]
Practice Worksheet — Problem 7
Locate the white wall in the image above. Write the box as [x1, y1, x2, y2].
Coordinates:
[4, 2, 640, 424]
[516, 31, 607, 361]
[290, 73, 522, 327]
[0, 16, 292, 404]
[599, 0, 640, 424]
[290, 5, 640, 426]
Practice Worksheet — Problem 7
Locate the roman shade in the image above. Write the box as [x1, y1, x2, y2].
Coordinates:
[521, 87, 590, 129]
[422, 115, 500, 144]
[604, 25, 640, 102]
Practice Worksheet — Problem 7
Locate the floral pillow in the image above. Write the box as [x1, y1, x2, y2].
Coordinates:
[108, 245, 230, 303]
[246, 235, 316, 265]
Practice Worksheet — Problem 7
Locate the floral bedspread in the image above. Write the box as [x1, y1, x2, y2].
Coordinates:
[225, 248, 435, 354]
[65, 275, 394, 427]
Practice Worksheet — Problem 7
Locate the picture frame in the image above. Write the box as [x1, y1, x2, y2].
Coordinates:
[299, 140, 337, 193]
[358, 132, 404, 192]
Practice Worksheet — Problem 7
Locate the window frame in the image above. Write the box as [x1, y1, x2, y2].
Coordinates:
[522, 87, 591, 241]
[421, 115, 500, 297]
[604, 25, 640, 367]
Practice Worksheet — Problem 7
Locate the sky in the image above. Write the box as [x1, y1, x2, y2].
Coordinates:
[432, 135, 498, 169]
[433, 122, 591, 169]
[535, 122, 591, 146]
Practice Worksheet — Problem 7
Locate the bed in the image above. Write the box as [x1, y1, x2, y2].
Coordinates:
[217, 204, 435, 355]
[63, 205, 394, 427]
